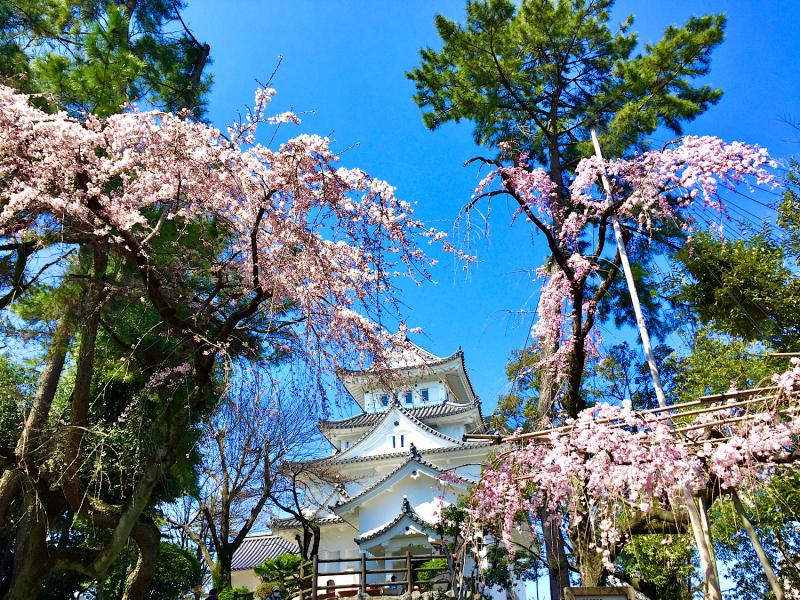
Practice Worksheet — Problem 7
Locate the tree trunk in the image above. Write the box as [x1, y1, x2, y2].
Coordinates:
[681, 489, 722, 600]
[16, 312, 76, 468]
[0, 470, 20, 525]
[538, 506, 570, 600]
[574, 542, 604, 588]
[211, 545, 232, 591]
[123, 519, 161, 600]
[6, 491, 52, 600]
[731, 490, 784, 600]
[0, 311, 77, 525]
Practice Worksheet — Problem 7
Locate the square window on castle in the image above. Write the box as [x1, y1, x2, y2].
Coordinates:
[421, 388, 429, 402]
[405, 392, 413, 404]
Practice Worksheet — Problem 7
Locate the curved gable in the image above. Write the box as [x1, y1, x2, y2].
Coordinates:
[330, 404, 462, 462]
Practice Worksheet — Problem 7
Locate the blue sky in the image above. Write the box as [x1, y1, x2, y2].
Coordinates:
[183, 1, 800, 416]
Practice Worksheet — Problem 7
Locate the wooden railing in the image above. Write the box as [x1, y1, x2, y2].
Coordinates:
[298, 552, 450, 600]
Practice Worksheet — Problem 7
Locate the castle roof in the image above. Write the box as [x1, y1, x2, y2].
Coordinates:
[330, 446, 473, 516]
[231, 534, 299, 571]
[299, 441, 495, 467]
[341, 345, 479, 409]
[271, 514, 344, 530]
[320, 402, 458, 463]
[319, 400, 482, 431]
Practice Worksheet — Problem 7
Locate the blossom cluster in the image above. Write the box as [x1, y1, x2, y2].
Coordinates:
[0, 85, 447, 376]
[482, 138, 775, 379]
[472, 364, 800, 568]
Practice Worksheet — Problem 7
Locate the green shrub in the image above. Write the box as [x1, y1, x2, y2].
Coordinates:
[218, 586, 252, 600]
[254, 553, 304, 597]
[417, 557, 448, 590]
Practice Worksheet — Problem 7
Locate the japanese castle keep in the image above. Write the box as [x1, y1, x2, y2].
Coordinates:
[231, 337, 526, 600]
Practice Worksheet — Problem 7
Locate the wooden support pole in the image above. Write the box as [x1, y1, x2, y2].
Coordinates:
[591, 128, 722, 600]
[406, 551, 413, 593]
[312, 555, 318, 600]
[591, 129, 666, 409]
[361, 554, 367, 595]
[300, 559, 305, 600]
[732, 490, 785, 600]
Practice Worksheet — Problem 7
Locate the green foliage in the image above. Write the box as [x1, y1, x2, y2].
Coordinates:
[408, 0, 724, 162]
[219, 586, 252, 600]
[615, 535, 697, 600]
[149, 543, 203, 600]
[254, 553, 304, 598]
[677, 231, 800, 348]
[712, 475, 800, 600]
[0, 0, 211, 116]
[417, 557, 448, 583]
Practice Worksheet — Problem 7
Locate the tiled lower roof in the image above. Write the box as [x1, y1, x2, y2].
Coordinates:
[319, 401, 480, 430]
[324, 440, 494, 465]
[331, 447, 472, 514]
[231, 534, 299, 570]
[271, 514, 344, 529]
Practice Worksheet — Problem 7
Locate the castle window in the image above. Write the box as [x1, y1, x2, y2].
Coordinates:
[380, 394, 389, 407]
[392, 435, 396, 449]
[400, 434, 405, 447]
[421, 388, 429, 402]
[405, 392, 413, 404]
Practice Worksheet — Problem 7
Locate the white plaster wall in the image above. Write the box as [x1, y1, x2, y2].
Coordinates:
[357, 476, 459, 534]
[436, 423, 465, 440]
[363, 380, 450, 413]
[350, 412, 452, 457]
[231, 569, 260, 592]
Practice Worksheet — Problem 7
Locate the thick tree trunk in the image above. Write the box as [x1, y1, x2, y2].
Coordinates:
[731, 491, 784, 600]
[0, 305, 78, 524]
[538, 505, 570, 599]
[16, 313, 76, 468]
[63, 247, 107, 507]
[574, 541, 604, 588]
[681, 489, 722, 600]
[0, 470, 20, 525]
[7, 491, 52, 600]
[123, 519, 161, 600]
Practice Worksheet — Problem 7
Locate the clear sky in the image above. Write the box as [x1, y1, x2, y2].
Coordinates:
[182, 1, 800, 417]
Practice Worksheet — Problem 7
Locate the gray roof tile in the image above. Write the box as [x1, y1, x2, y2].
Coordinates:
[231, 534, 299, 571]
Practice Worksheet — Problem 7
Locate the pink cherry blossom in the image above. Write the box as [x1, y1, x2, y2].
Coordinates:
[0, 84, 452, 377]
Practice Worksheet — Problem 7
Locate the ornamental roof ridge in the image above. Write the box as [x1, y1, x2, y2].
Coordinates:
[300, 440, 495, 467]
[321, 402, 464, 464]
[318, 399, 481, 431]
[340, 348, 463, 377]
[329, 445, 472, 515]
[353, 495, 435, 546]
[395, 403, 465, 446]
[270, 514, 343, 529]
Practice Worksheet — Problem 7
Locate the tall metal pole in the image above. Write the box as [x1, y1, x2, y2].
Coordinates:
[590, 129, 667, 409]
[590, 128, 722, 600]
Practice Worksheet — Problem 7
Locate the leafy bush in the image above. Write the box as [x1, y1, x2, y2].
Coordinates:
[417, 557, 448, 590]
[219, 586, 252, 600]
[254, 553, 304, 598]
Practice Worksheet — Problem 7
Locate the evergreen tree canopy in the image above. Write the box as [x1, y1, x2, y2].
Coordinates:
[410, 0, 725, 173]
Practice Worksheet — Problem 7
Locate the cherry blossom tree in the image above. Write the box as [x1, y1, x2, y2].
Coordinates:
[0, 84, 444, 598]
[462, 135, 783, 594]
